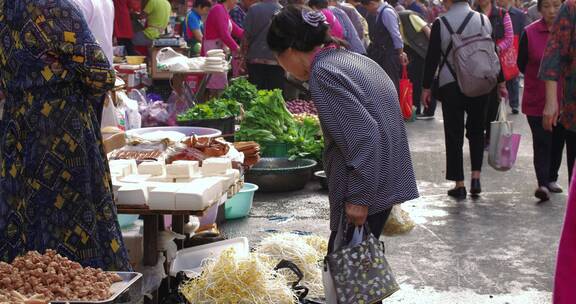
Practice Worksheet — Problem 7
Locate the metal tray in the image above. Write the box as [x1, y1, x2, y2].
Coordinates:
[50, 272, 142, 304]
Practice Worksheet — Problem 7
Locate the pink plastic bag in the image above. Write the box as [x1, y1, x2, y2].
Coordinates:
[497, 133, 521, 170]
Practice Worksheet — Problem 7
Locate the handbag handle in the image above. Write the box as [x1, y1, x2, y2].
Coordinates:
[402, 65, 409, 80]
[274, 260, 309, 300]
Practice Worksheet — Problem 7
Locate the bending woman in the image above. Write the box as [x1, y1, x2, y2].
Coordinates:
[0, 0, 130, 270]
[267, 5, 418, 249]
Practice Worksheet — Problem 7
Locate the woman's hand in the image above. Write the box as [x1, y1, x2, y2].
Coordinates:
[346, 203, 369, 226]
[399, 51, 409, 66]
[543, 98, 559, 131]
[421, 88, 432, 109]
[498, 82, 508, 99]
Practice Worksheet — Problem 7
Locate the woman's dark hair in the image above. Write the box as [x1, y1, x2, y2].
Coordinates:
[267, 5, 345, 54]
[194, 0, 213, 8]
[308, 0, 329, 9]
[537, 0, 564, 10]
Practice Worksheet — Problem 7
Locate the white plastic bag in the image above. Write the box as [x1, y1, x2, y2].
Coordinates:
[383, 205, 415, 236]
[101, 93, 125, 130]
[322, 263, 338, 304]
[158, 230, 186, 264]
[489, 100, 521, 171]
[156, 47, 189, 72]
[117, 91, 142, 130]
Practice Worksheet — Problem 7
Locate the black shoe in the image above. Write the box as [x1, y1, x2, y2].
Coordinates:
[448, 187, 467, 200]
[470, 179, 481, 196]
[512, 109, 519, 115]
[416, 114, 435, 120]
[535, 187, 551, 202]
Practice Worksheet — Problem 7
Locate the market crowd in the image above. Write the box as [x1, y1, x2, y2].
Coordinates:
[0, 0, 576, 303]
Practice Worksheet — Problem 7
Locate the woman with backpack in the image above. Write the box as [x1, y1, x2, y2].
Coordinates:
[421, 0, 505, 200]
[475, 0, 514, 147]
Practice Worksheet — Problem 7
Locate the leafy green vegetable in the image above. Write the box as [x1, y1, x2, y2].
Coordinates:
[222, 78, 259, 110]
[237, 89, 324, 161]
[288, 116, 324, 162]
[177, 98, 241, 121]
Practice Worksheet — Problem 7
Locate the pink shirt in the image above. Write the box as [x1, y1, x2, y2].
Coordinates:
[203, 4, 244, 53]
[555, 170, 576, 303]
[521, 19, 563, 116]
[322, 9, 344, 39]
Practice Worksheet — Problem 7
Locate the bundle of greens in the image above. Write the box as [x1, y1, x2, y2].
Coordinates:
[221, 78, 259, 110]
[236, 90, 297, 143]
[288, 114, 324, 162]
[177, 98, 241, 121]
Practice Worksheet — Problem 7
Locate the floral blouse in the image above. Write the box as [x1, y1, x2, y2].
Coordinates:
[539, 0, 576, 132]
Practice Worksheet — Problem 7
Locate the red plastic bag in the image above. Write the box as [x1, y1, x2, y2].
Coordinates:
[499, 36, 520, 81]
[399, 65, 413, 120]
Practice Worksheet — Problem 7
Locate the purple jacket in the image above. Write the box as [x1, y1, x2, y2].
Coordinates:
[517, 19, 562, 116]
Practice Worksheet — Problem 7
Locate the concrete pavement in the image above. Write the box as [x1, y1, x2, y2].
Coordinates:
[221, 109, 569, 304]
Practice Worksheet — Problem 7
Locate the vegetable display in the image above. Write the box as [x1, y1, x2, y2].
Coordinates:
[286, 99, 318, 115]
[289, 115, 324, 162]
[235, 90, 297, 143]
[256, 233, 328, 299]
[221, 78, 259, 110]
[180, 248, 297, 304]
[177, 98, 240, 121]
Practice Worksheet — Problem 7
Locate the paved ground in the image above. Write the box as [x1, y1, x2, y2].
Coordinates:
[221, 108, 569, 304]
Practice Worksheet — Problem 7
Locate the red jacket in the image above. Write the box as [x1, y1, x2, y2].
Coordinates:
[113, 0, 140, 39]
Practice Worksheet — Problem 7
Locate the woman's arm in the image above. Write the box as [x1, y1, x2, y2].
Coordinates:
[311, 68, 382, 208]
[48, 1, 114, 97]
[231, 20, 244, 40]
[497, 12, 514, 51]
[213, 5, 241, 51]
[422, 20, 441, 89]
[517, 31, 528, 74]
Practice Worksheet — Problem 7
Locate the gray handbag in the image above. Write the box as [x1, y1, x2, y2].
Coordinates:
[325, 220, 399, 304]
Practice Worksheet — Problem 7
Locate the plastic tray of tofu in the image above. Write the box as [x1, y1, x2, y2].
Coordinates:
[49, 272, 142, 304]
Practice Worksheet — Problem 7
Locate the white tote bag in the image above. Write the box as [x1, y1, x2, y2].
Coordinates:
[488, 100, 521, 171]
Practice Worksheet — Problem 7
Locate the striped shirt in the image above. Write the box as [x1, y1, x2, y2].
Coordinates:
[309, 47, 419, 230]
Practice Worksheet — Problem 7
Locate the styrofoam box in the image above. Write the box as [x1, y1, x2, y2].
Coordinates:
[169, 237, 249, 277]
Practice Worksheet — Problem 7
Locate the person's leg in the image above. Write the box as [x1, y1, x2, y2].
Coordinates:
[527, 116, 553, 188]
[549, 122, 566, 185]
[366, 207, 393, 240]
[565, 130, 576, 182]
[407, 52, 424, 114]
[440, 84, 466, 184]
[117, 38, 136, 56]
[484, 88, 499, 145]
[465, 94, 488, 176]
[507, 78, 520, 113]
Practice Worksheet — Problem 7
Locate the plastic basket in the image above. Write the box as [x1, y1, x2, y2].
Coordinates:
[224, 183, 259, 220]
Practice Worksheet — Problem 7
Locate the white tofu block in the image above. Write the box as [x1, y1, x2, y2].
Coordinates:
[117, 184, 148, 205]
[198, 176, 226, 195]
[201, 158, 232, 175]
[174, 178, 222, 210]
[148, 184, 182, 210]
[109, 159, 138, 175]
[173, 160, 200, 172]
[109, 163, 131, 177]
[148, 175, 175, 183]
[167, 162, 198, 178]
[138, 162, 166, 176]
[120, 174, 152, 184]
[175, 177, 197, 183]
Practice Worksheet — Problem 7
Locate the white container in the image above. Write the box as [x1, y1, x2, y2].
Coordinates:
[169, 237, 249, 277]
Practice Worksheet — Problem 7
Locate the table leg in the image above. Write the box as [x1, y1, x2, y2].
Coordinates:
[143, 215, 159, 304]
[172, 215, 185, 249]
